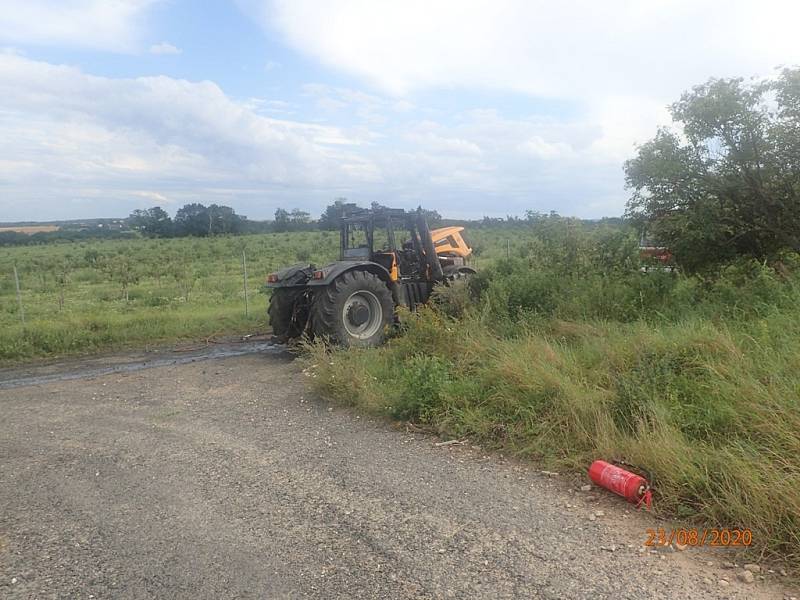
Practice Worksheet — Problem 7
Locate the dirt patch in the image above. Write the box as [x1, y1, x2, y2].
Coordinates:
[0, 352, 794, 599]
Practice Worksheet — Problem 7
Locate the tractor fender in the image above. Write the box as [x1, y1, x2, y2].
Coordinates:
[307, 261, 393, 287]
[442, 265, 477, 279]
[266, 263, 315, 288]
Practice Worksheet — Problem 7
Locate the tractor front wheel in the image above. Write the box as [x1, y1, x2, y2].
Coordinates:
[311, 271, 394, 347]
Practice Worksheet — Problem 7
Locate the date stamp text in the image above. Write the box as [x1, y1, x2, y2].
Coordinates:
[645, 528, 752, 547]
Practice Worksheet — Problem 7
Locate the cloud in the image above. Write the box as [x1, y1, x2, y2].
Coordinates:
[519, 137, 574, 161]
[258, 0, 800, 99]
[0, 53, 382, 219]
[0, 53, 656, 220]
[149, 42, 182, 55]
[234, 0, 800, 216]
[0, 0, 161, 52]
[134, 191, 172, 204]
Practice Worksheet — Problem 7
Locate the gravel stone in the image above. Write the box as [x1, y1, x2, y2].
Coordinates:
[0, 347, 787, 600]
[737, 570, 755, 584]
[744, 564, 761, 573]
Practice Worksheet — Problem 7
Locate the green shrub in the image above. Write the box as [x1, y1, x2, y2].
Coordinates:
[390, 353, 452, 422]
[309, 242, 800, 569]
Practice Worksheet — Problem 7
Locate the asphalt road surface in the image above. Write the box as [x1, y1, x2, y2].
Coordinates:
[0, 346, 795, 599]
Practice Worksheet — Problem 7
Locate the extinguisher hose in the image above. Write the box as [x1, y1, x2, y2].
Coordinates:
[636, 487, 653, 510]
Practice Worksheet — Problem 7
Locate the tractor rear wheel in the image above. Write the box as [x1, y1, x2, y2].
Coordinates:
[311, 270, 394, 347]
[268, 288, 308, 340]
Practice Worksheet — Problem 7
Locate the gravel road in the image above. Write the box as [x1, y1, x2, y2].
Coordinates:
[0, 346, 794, 599]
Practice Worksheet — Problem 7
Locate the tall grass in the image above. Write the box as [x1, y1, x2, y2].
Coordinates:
[308, 218, 800, 568]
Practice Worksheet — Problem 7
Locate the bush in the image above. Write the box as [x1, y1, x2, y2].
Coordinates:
[309, 233, 800, 568]
[390, 354, 452, 422]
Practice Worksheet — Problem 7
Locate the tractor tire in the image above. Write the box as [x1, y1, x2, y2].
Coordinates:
[311, 270, 394, 348]
[268, 288, 307, 340]
[444, 266, 477, 282]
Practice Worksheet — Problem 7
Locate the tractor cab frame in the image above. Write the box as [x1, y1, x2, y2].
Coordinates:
[266, 205, 475, 347]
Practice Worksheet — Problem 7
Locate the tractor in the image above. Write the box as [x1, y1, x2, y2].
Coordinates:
[266, 205, 475, 347]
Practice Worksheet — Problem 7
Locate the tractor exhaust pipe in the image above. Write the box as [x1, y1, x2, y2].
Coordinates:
[417, 208, 444, 282]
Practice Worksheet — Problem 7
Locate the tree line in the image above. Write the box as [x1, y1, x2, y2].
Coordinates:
[127, 200, 445, 237]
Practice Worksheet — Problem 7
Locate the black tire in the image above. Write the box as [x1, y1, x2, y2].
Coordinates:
[268, 288, 308, 339]
[443, 266, 477, 282]
[311, 270, 394, 347]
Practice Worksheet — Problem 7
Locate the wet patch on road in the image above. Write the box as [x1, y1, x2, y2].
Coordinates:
[0, 342, 290, 390]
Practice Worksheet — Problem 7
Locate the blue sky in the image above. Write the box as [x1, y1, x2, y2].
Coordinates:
[1, 0, 798, 222]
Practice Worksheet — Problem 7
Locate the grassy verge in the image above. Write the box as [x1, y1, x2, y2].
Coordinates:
[307, 302, 800, 569]
[0, 303, 264, 364]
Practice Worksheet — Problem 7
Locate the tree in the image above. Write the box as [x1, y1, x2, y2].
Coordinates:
[319, 198, 348, 230]
[419, 208, 442, 227]
[625, 70, 800, 271]
[127, 206, 173, 237]
[100, 252, 140, 302]
[273, 208, 290, 233]
[207, 204, 245, 235]
[53, 254, 77, 311]
[174, 203, 209, 237]
[289, 208, 311, 228]
[167, 257, 196, 301]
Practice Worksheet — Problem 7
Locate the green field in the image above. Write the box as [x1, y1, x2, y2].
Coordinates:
[0, 232, 344, 361]
[2, 220, 799, 570]
[0, 226, 524, 362]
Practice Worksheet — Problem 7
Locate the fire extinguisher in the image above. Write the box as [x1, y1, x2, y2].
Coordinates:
[588, 460, 652, 509]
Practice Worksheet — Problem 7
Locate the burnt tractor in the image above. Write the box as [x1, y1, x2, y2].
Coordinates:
[266, 206, 475, 347]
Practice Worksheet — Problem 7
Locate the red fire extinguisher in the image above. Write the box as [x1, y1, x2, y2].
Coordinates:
[588, 460, 652, 509]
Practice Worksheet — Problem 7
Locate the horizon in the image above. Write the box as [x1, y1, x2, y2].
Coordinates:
[0, 204, 627, 226]
[1, 1, 799, 222]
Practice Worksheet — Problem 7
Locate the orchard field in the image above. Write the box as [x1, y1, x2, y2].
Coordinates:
[0, 224, 535, 362]
[0, 231, 337, 361]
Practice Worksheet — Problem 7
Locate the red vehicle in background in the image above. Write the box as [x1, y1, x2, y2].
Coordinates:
[639, 235, 674, 271]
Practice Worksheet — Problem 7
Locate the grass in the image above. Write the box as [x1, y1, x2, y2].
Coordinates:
[0, 231, 341, 363]
[1, 305, 262, 361]
[0, 222, 558, 362]
[307, 247, 800, 569]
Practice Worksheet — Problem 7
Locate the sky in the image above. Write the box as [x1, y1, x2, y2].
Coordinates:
[0, 1, 799, 222]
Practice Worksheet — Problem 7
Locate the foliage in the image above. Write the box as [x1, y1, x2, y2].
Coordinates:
[0, 228, 137, 246]
[308, 214, 800, 569]
[318, 198, 349, 230]
[0, 216, 631, 360]
[311, 299, 800, 567]
[0, 230, 341, 361]
[128, 206, 173, 237]
[5, 209, 800, 568]
[625, 70, 800, 270]
[273, 207, 316, 232]
[171, 203, 246, 236]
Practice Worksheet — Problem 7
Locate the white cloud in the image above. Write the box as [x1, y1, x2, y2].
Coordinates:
[149, 42, 181, 55]
[259, 0, 800, 99]
[134, 191, 171, 204]
[235, 0, 800, 216]
[0, 53, 383, 219]
[519, 137, 574, 161]
[249, 0, 800, 165]
[0, 53, 669, 220]
[0, 0, 160, 52]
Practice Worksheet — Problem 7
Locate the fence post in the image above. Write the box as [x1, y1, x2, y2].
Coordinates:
[13, 265, 25, 325]
[241, 250, 249, 317]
